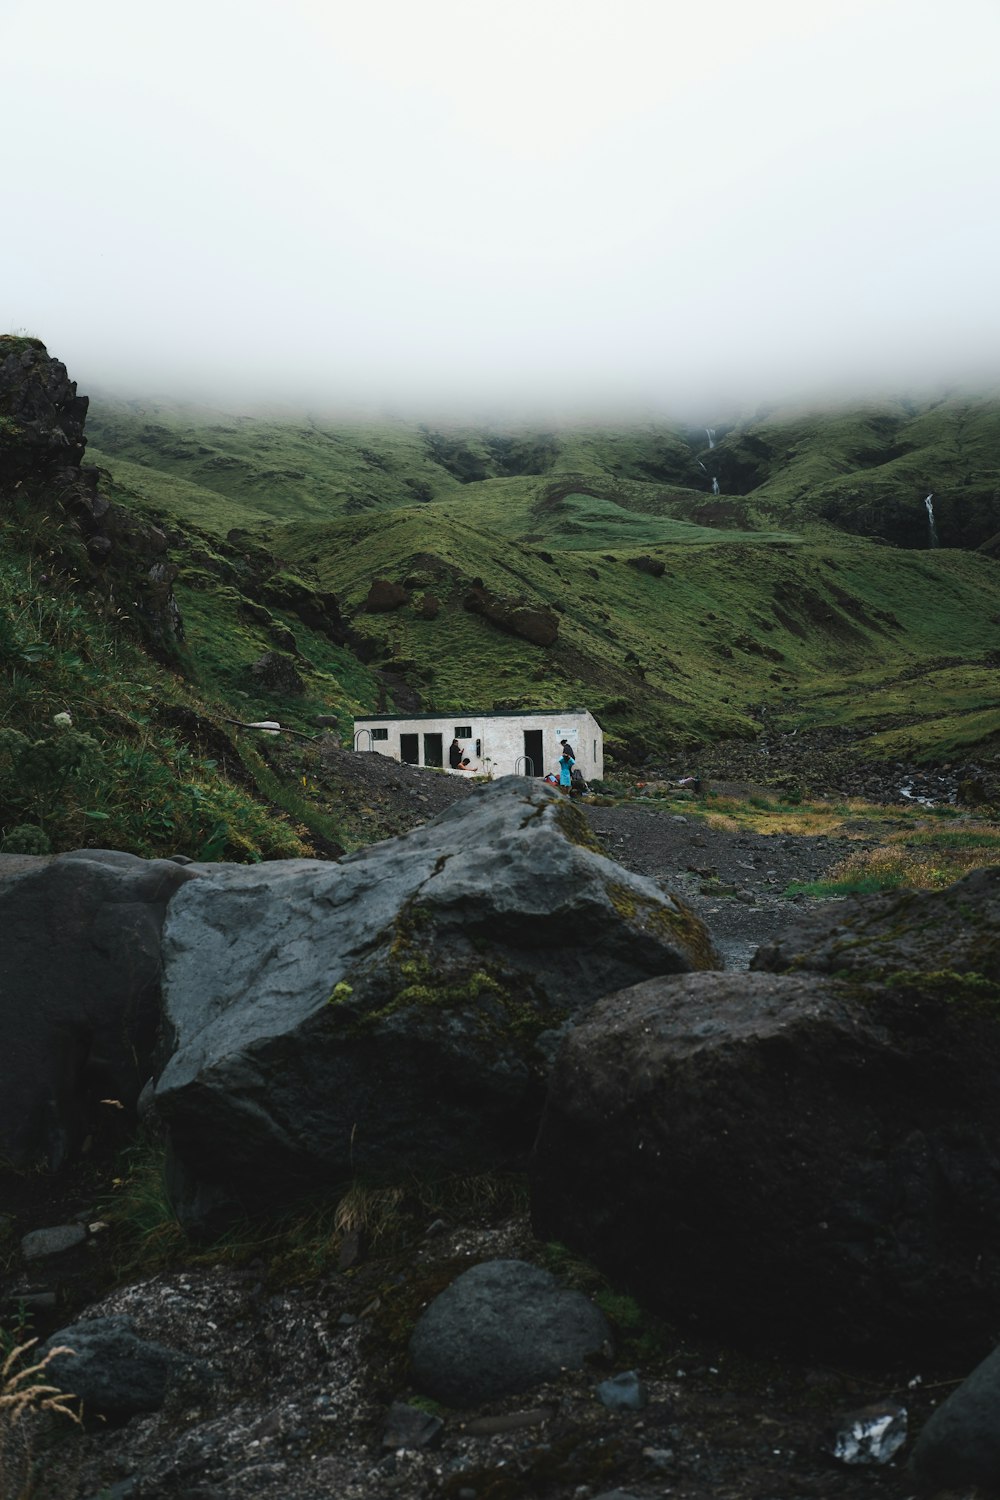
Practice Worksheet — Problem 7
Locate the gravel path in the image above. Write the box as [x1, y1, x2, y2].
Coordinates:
[583, 802, 855, 969]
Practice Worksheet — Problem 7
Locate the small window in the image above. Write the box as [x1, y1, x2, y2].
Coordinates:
[454, 725, 472, 738]
[370, 727, 389, 741]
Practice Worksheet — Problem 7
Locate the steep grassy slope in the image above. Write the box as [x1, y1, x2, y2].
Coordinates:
[694, 395, 1000, 548]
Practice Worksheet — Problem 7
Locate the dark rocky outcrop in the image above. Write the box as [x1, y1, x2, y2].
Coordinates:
[409, 1259, 611, 1406]
[0, 849, 198, 1169]
[464, 583, 559, 647]
[155, 778, 718, 1233]
[531, 966, 1000, 1364]
[626, 555, 665, 578]
[0, 336, 88, 480]
[260, 572, 344, 640]
[365, 577, 410, 612]
[0, 338, 183, 656]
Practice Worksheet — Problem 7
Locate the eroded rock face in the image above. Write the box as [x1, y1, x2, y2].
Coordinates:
[155, 778, 718, 1234]
[0, 849, 198, 1168]
[364, 577, 410, 612]
[463, 584, 559, 647]
[0, 336, 88, 480]
[531, 968, 1000, 1364]
[0, 339, 184, 656]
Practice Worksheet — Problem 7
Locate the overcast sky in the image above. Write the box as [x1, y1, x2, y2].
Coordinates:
[5, 0, 999, 415]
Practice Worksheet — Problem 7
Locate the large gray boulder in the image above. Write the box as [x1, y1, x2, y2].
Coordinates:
[0, 849, 197, 1168]
[531, 968, 1000, 1364]
[156, 777, 718, 1232]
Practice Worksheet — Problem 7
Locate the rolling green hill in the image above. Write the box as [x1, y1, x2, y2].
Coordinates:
[84, 392, 1000, 769]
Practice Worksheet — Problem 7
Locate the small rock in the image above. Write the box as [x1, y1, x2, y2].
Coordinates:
[21, 1224, 86, 1260]
[7, 1291, 57, 1311]
[829, 1401, 907, 1465]
[597, 1369, 648, 1411]
[381, 1400, 444, 1450]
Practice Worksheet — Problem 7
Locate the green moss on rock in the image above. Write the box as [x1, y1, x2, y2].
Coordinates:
[605, 880, 717, 968]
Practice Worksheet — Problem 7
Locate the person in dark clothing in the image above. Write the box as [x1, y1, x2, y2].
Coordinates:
[570, 766, 590, 796]
[560, 738, 575, 761]
[449, 738, 470, 769]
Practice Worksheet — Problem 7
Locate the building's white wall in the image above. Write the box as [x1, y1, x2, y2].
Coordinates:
[353, 711, 603, 781]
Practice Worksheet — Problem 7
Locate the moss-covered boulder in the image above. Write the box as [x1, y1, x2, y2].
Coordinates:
[751, 865, 1000, 984]
[155, 777, 718, 1234]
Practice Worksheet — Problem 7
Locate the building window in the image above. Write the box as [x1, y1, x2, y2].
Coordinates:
[454, 725, 472, 738]
[370, 727, 389, 741]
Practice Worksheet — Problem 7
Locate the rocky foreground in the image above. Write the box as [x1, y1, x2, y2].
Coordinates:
[2, 778, 1000, 1500]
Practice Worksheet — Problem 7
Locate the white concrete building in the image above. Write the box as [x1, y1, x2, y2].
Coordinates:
[352, 708, 604, 782]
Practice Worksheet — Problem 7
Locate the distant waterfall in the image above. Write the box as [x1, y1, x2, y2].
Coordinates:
[711, 477, 720, 495]
[924, 493, 939, 547]
[705, 428, 716, 449]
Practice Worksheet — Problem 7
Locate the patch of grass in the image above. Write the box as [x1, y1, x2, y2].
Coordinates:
[784, 831, 998, 897]
[102, 1133, 189, 1276]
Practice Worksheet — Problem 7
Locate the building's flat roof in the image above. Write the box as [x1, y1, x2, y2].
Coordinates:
[353, 707, 599, 725]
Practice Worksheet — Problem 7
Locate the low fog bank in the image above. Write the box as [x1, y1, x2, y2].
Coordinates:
[79, 357, 1000, 434]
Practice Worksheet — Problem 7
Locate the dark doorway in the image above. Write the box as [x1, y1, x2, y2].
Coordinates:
[400, 733, 419, 765]
[523, 729, 544, 777]
[423, 732, 443, 768]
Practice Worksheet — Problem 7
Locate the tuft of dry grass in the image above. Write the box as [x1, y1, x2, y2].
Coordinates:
[0, 1339, 81, 1499]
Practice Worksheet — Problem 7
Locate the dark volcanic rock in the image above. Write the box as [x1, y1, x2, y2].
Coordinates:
[409, 1259, 611, 1406]
[751, 865, 1000, 980]
[155, 778, 718, 1233]
[531, 968, 1000, 1363]
[0, 849, 198, 1168]
[626, 555, 666, 578]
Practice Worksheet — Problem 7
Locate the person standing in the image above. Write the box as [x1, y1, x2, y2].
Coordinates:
[449, 737, 469, 769]
[558, 747, 574, 791]
[560, 737, 575, 761]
